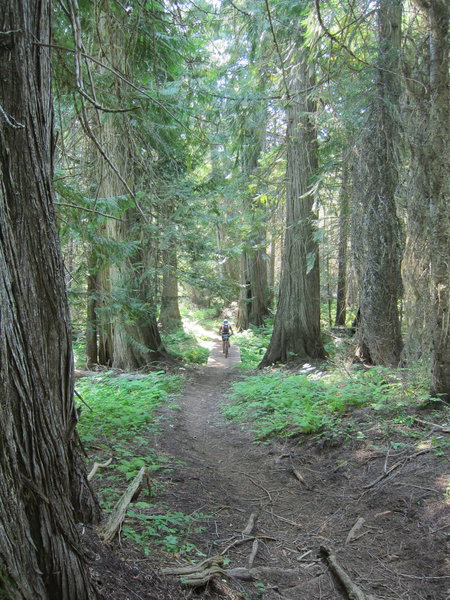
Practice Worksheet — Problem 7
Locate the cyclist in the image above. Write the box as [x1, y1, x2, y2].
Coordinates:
[219, 319, 233, 354]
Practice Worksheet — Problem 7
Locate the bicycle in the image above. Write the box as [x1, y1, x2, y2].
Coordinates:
[223, 334, 230, 358]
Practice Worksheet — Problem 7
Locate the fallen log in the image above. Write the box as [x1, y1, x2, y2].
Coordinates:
[101, 466, 151, 543]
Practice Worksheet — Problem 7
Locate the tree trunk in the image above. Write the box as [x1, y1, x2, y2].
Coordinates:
[248, 243, 270, 327]
[159, 243, 183, 332]
[409, 0, 450, 399]
[237, 100, 270, 329]
[351, 0, 403, 366]
[260, 52, 326, 366]
[334, 163, 351, 326]
[237, 252, 250, 331]
[86, 250, 99, 368]
[0, 1, 99, 598]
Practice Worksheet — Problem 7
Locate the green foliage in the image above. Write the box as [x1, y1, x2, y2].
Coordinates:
[234, 321, 273, 369]
[163, 328, 210, 364]
[76, 373, 181, 446]
[223, 372, 337, 439]
[76, 373, 210, 555]
[223, 362, 447, 444]
[123, 509, 208, 557]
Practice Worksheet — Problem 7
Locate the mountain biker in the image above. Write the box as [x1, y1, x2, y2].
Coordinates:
[219, 319, 233, 353]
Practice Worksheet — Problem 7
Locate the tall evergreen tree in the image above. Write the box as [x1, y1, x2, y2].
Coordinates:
[260, 41, 326, 365]
[351, 0, 403, 366]
[403, 0, 449, 398]
[0, 0, 99, 597]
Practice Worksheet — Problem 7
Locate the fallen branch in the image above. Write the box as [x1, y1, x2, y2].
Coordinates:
[363, 449, 429, 491]
[264, 508, 302, 528]
[413, 417, 450, 433]
[163, 557, 301, 588]
[240, 473, 273, 503]
[221, 535, 277, 556]
[248, 539, 259, 568]
[320, 546, 380, 600]
[74, 388, 93, 412]
[88, 457, 112, 481]
[101, 466, 151, 543]
[292, 468, 307, 486]
[242, 512, 258, 535]
[345, 517, 365, 545]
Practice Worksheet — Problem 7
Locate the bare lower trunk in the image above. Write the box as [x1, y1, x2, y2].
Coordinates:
[335, 164, 350, 326]
[86, 251, 99, 368]
[351, 0, 403, 366]
[237, 252, 250, 331]
[426, 0, 449, 400]
[160, 244, 182, 332]
[0, 2, 99, 597]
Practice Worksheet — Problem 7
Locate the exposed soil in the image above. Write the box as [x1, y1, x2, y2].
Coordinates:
[84, 336, 449, 600]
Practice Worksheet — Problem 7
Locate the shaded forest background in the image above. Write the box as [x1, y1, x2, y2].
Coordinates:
[53, 0, 448, 398]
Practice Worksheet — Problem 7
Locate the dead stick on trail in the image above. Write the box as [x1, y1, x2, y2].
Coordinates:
[239, 472, 273, 503]
[320, 545, 380, 600]
[101, 466, 151, 543]
[413, 417, 450, 433]
[362, 449, 429, 491]
[248, 539, 259, 568]
[242, 512, 258, 535]
[345, 517, 365, 545]
[221, 535, 277, 555]
[264, 508, 302, 528]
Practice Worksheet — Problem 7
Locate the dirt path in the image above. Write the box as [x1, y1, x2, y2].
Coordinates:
[152, 339, 448, 600]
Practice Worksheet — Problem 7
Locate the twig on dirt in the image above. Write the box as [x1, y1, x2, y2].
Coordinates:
[221, 535, 277, 556]
[74, 388, 93, 412]
[101, 467, 151, 543]
[393, 482, 441, 494]
[292, 467, 308, 487]
[275, 453, 291, 463]
[88, 457, 112, 481]
[383, 446, 391, 473]
[345, 517, 366, 545]
[242, 512, 258, 535]
[320, 545, 380, 600]
[264, 508, 302, 528]
[362, 449, 430, 492]
[248, 539, 259, 568]
[413, 417, 450, 433]
[239, 472, 273, 503]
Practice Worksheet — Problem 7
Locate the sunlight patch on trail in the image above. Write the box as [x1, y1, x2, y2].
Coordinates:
[182, 317, 216, 350]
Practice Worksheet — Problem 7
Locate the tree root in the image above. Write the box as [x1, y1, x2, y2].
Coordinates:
[320, 545, 380, 600]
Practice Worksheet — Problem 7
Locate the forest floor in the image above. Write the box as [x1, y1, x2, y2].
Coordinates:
[83, 331, 449, 600]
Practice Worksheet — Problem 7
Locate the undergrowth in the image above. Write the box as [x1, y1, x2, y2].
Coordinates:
[222, 364, 449, 455]
[76, 373, 209, 556]
[234, 321, 273, 369]
[163, 328, 210, 364]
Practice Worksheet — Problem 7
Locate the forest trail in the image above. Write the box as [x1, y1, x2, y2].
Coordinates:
[150, 337, 447, 600]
